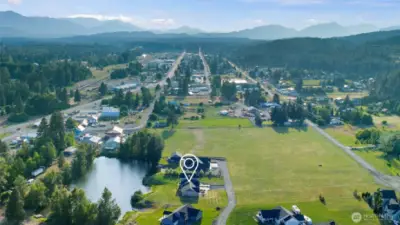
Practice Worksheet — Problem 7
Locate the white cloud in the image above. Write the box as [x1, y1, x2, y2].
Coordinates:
[68, 14, 136, 23]
[151, 18, 175, 26]
[305, 18, 327, 25]
[7, 0, 21, 5]
[252, 19, 266, 25]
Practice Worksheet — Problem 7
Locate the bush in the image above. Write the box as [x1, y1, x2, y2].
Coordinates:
[149, 113, 158, 121]
[382, 120, 388, 126]
[146, 121, 152, 128]
[8, 113, 29, 123]
[130, 190, 144, 208]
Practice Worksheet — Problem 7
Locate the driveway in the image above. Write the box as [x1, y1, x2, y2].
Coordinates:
[215, 160, 236, 225]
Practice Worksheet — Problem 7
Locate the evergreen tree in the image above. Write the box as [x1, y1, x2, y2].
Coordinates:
[99, 82, 108, 96]
[95, 188, 121, 225]
[273, 94, 280, 104]
[49, 111, 66, 151]
[65, 117, 77, 130]
[74, 90, 81, 102]
[5, 189, 25, 224]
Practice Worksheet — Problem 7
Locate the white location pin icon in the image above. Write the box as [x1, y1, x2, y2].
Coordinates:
[180, 154, 200, 184]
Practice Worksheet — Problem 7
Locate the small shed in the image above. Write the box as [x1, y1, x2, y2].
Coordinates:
[63, 146, 77, 157]
[31, 167, 45, 177]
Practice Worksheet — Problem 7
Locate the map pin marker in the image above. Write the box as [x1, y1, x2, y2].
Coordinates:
[180, 154, 200, 185]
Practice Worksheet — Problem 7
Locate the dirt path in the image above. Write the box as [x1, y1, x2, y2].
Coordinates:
[190, 129, 205, 154]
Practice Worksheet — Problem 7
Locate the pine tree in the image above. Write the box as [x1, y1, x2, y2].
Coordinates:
[99, 82, 108, 96]
[49, 112, 65, 151]
[95, 188, 121, 225]
[5, 189, 25, 223]
[74, 90, 81, 102]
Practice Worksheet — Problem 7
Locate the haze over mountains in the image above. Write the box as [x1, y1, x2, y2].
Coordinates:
[0, 11, 399, 40]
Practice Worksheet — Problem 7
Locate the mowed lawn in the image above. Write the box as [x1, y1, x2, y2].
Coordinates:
[162, 127, 381, 225]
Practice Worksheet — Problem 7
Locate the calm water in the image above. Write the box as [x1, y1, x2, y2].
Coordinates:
[72, 157, 149, 216]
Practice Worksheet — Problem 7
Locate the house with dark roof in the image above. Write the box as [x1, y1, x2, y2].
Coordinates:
[179, 173, 199, 183]
[256, 206, 312, 225]
[177, 179, 200, 198]
[168, 152, 182, 164]
[378, 189, 400, 225]
[159, 204, 202, 225]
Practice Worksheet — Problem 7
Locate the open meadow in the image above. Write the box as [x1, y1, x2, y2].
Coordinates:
[159, 125, 382, 225]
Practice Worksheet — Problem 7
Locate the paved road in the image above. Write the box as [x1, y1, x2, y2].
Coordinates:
[215, 160, 236, 225]
[199, 49, 211, 93]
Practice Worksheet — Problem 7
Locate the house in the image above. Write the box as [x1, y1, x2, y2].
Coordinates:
[177, 179, 200, 197]
[80, 119, 89, 127]
[256, 206, 312, 225]
[330, 117, 343, 126]
[31, 167, 45, 178]
[87, 115, 98, 125]
[159, 204, 202, 225]
[379, 189, 400, 224]
[103, 136, 123, 151]
[219, 110, 229, 116]
[105, 126, 124, 138]
[168, 152, 182, 164]
[154, 121, 168, 128]
[100, 107, 120, 119]
[75, 125, 86, 136]
[63, 146, 77, 157]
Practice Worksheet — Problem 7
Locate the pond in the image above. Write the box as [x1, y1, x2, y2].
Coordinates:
[72, 157, 149, 216]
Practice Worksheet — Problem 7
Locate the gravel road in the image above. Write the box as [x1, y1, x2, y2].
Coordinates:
[215, 160, 236, 225]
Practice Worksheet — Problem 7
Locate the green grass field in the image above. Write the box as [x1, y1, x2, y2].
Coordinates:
[90, 64, 128, 79]
[327, 91, 369, 99]
[373, 115, 400, 130]
[323, 125, 365, 147]
[303, 79, 321, 86]
[159, 127, 381, 225]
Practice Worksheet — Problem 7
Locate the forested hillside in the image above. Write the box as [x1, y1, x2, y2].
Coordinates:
[229, 37, 399, 78]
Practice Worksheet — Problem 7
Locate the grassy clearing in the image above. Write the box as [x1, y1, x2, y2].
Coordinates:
[323, 125, 365, 147]
[167, 96, 210, 105]
[303, 79, 321, 86]
[178, 118, 253, 128]
[90, 64, 128, 79]
[161, 127, 380, 225]
[0, 132, 10, 139]
[373, 115, 400, 130]
[354, 150, 400, 176]
[327, 91, 369, 99]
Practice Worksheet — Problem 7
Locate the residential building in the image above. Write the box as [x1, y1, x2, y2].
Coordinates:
[209, 162, 220, 176]
[103, 136, 123, 151]
[177, 179, 200, 197]
[378, 189, 400, 224]
[168, 152, 182, 164]
[112, 83, 138, 92]
[75, 125, 86, 136]
[159, 204, 202, 225]
[100, 107, 120, 119]
[256, 206, 313, 225]
[106, 126, 124, 138]
[87, 115, 98, 125]
[80, 134, 103, 146]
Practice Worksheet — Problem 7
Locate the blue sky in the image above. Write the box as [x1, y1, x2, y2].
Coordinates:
[1, 0, 400, 31]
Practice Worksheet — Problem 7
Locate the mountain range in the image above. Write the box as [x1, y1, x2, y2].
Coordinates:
[0, 11, 399, 40]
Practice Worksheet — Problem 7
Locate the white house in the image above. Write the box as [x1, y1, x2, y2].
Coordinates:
[256, 206, 312, 225]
